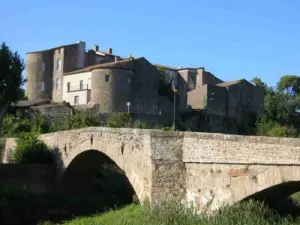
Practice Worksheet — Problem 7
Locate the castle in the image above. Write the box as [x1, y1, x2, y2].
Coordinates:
[25, 41, 264, 131]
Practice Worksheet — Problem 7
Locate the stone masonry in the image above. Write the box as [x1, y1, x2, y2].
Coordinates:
[3, 127, 300, 212]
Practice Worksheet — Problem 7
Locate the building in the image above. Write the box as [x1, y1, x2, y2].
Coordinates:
[25, 41, 264, 131]
[25, 41, 173, 118]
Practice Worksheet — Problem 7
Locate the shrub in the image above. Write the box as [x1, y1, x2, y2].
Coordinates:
[107, 113, 131, 128]
[133, 121, 148, 129]
[11, 133, 54, 164]
[161, 126, 173, 131]
[256, 118, 298, 137]
[3, 113, 50, 137]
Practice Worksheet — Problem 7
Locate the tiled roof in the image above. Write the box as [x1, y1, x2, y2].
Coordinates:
[216, 79, 246, 87]
[153, 63, 179, 71]
[64, 57, 143, 75]
[26, 43, 79, 54]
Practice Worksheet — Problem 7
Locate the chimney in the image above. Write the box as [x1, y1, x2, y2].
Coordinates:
[196, 67, 205, 87]
[93, 45, 99, 52]
[106, 48, 113, 54]
[114, 56, 120, 62]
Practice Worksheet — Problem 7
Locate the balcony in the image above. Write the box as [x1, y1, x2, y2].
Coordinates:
[67, 84, 90, 92]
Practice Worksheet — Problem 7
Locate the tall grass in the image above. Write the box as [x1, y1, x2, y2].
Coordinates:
[53, 200, 300, 225]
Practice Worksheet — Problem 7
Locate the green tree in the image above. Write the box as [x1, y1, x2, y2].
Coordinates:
[277, 75, 300, 96]
[0, 42, 25, 136]
[254, 75, 300, 136]
[251, 77, 268, 89]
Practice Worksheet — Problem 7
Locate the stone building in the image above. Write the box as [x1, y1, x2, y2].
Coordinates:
[155, 65, 264, 132]
[25, 41, 264, 131]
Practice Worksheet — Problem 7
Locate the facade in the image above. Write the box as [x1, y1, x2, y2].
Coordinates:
[25, 41, 264, 124]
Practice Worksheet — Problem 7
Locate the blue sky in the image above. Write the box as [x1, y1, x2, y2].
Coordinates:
[1, 0, 299, 86]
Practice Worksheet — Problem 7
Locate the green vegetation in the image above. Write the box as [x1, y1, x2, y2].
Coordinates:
[37, 199, 300, 225]
[0, 42, 25, 137]
[256, 117, 298, 137]
[10, 133, 54, 164]
[107, 112, 132, 128]
[253, 75, 300, 137]
[157, 67, 176, 102]
[133, 120, 149, 129]
[3, 110, 100, 137]
[0, 138, 4, 162]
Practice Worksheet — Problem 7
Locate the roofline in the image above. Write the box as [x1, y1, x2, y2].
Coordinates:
[26, 42, 81, 55]
[63, 57, 143, 76]
[177, 67, 204, 71]
[64, 67, 135, 76]
[153, 63, 179, 71]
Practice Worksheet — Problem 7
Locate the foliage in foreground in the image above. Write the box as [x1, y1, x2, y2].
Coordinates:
[48, 200, 300, 225]
[10, 133, 54, 164]
[107, 113, 132, 128]
[0, 42, 25, 137]
[3, 110, 101, 137]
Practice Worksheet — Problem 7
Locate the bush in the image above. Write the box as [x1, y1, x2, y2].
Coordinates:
[3, 110, 102, 137]
[11, 133, 54, 164]
[107, 113, 131, 128]
[3, 112, 50, 137]
[161, 126, 173, 131]
[256, 118, 298, 137]
[133, 121, 148, 129]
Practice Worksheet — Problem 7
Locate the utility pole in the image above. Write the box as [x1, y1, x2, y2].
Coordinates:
[172, 81, 177, 131]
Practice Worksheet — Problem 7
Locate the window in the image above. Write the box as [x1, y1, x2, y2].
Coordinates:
[42, 62, 46, 72]
[105, 75, 110, 82]
[56, 78, 61, 90]
[79, 80, 83, 90]
[56, 58, 62, 71]
[67, 82, 70, 91]
[40, 82, 45, 91]
[74, 95, 79, 104]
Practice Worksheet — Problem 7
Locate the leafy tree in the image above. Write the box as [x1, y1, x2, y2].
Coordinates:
[251, 77, 268, 89]
[0, 42, 25, 136]
[277, 75, 300, 96]
[254, 74, 300, 136]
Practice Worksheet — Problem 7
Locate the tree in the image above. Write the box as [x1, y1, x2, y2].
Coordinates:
[0, 42, 25, 136]
[277, 75, 300, 96]
[251, 77, 268, 89]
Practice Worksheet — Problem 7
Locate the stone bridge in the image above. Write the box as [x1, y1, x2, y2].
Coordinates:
[3, 127, 300, 212]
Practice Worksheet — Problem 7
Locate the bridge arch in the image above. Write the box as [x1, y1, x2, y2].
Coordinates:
[59, 149, 137, 205]
[206, 166, 300, 211]
[44, 129, 153, 204]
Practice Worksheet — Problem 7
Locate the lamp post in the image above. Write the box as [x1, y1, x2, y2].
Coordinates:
[172, 81, 177, 131]
[126, 101, 131, 113]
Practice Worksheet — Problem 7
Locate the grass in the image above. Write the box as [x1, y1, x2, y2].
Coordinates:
[39, 199, 300, 225]
[2, 186, 300, 224]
